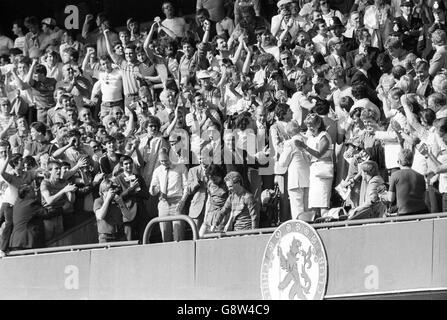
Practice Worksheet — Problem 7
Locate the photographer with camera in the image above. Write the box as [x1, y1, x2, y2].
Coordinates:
[94, 178, 134, 243]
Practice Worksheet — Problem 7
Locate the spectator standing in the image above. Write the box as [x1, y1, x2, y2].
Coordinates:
[388, 149, 429, 215]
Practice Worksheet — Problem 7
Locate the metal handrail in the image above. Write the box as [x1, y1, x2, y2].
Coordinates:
[200, 212, 447, 240]
[142, 215, 199, 244]
[201, 227, 277, 239]
[5, 241, 139, 257]
[313, 212, 447, 229]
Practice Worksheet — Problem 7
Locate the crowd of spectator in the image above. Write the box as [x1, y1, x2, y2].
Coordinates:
[1, 0, 447, 257]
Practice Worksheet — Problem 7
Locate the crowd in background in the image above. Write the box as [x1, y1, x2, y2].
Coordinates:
[1, 0, 447, 257]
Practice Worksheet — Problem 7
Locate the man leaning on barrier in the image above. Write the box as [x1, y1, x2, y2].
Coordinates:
[213, 171, 258, 232]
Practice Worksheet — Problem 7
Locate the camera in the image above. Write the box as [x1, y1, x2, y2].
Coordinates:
[110, 184, 122, 195]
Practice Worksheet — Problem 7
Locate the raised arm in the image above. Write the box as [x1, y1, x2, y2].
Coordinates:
[143, 22, 160, 64]
[202, 20, 211, 44]
[103, 29, 121, 65]
[165, 106, 180, 137]
[82, 14, 94, 39]
[12, 61, 36, 90]
[231, 35, 245, 66]
[242, 43, 253, 75]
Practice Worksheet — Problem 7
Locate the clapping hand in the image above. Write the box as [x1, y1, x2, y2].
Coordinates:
[128, 178, 140, 192]
[105, 188, 115, 201]
[63, 184, 78, 193]
[294, 139, 306, 149]
[76, 156, 89, 169]
[93, 172, 105, 184]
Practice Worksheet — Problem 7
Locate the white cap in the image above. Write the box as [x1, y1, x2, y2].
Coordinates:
[197, 70, 211, 80]
[277, 0, 293, 8]
[41, 18, 56, 26]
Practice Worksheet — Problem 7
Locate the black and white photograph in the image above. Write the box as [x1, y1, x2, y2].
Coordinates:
[0, 0, 446, 303]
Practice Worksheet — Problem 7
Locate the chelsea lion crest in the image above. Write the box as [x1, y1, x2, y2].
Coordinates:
[260, 220, 328, 300]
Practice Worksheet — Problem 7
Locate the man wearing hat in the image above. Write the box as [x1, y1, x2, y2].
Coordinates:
[393, 0, 423, 51]
[197, 70, 219, 105]
[271, 0, 300, 39]
[328, 16, 356, 54]
[40, 18, 63, 53]
[417, 0, 447, 60]
[150, 148, 188, 242]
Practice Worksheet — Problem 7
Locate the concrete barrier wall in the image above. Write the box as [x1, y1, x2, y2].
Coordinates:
[194, 235, 271, 300]
[0, 251, 91, 300]
[432, 219, 447, 289]
[319, 221, 434, 297]
[1, 219, 447, 299]
[88, 241, 196, 300]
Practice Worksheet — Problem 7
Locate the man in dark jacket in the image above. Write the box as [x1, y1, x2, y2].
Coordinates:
[9, 185, 45, 251]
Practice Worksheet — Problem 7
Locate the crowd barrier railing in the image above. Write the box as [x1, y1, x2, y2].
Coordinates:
[142, 215, 199, 244]
[6, 241, 139, 257]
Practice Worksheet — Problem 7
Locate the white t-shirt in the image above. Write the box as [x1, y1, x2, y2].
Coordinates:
[98, 68, 123, 102]
[161, 17, 187, 38]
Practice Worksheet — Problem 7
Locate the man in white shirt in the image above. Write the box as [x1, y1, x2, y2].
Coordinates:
[271, 0, 300, 39]
[104, 30, 148, 108]
[91, 55, 124, 119]
[150, 149, 188, 242]
[312, 19, 329, 56]
[159, 1, 188, 39]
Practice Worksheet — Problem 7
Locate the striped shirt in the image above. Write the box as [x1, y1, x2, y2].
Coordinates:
[215, 189, 257, 231]
[117, 59, 152, 96]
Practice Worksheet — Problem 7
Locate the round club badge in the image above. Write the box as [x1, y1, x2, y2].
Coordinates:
[260, 220, 328, 300]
